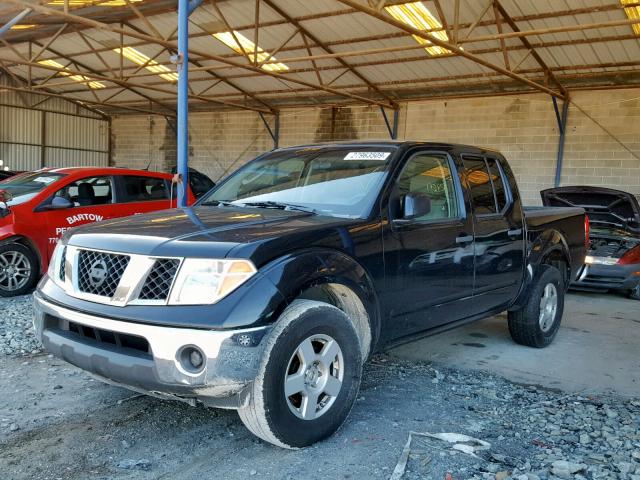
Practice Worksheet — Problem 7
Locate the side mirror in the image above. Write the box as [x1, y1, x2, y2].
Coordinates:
[0, 189, 13, 203]
[48, 196, 74, 210]
[402, 192, 431, 220]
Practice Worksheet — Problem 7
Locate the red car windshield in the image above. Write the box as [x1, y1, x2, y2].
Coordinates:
[0, 172, 65, 205]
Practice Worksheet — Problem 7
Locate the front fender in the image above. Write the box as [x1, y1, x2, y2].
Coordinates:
[260, 248, 382, 350]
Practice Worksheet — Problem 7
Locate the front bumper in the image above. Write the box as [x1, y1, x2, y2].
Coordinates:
[572, 262, 640, 292]
[33, 292, 270, 408]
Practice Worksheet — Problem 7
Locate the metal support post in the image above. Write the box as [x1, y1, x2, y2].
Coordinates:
[553, 96, 570, 187]
[176, 0, 189, 207]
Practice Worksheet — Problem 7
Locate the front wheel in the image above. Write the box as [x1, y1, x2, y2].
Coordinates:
[238, 300, 363, 448]
[508, 265, 564, 348]
[629, 284, 640, 301]
[0, 243, 39, 297]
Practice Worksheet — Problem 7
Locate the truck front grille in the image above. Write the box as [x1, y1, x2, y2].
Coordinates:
[77, 250, 130, 298]
[138, 259, 180, 301]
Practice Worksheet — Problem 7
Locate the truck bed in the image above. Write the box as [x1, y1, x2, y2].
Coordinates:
[523, 206, 586, 281]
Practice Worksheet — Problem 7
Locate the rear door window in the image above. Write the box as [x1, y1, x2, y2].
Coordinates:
[120, 176, 169, 203]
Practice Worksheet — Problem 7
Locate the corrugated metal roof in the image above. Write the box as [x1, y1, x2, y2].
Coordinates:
[1, 0, 639, 114]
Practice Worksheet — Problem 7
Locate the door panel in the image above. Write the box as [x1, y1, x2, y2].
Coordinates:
[382, 151, 475, 339]
[41, 176, 117, 258]
[462, 156, 525, 311]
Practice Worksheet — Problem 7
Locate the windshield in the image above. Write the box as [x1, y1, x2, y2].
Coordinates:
[0, 172, 65, 206]
[201, 147, 396, 218]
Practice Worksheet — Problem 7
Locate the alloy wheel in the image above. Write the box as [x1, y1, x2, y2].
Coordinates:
[538, 283, 558, 332]
[284, 334, 344, 420]
[0, 251, 32, 292]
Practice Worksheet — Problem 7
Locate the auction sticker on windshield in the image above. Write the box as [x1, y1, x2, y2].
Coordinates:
[344, 152, 391, 161]
[33, 176, 58, 184]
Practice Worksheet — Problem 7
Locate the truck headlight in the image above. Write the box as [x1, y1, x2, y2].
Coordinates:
[48, 242, 65, 286]
[168, 259, 257, 305]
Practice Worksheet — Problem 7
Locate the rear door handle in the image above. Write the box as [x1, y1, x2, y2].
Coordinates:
[507, 228, 523, 238]
[456, 235, 474, 244]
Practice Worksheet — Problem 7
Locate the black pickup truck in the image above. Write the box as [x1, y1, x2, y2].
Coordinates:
[34, 142, 586, 448]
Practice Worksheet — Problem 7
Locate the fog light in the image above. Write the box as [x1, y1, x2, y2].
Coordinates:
[178, 346, 205, 374]
[189, 349, 203, 369]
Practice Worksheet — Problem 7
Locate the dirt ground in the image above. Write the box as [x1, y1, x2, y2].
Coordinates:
[1, 292, 639, 480]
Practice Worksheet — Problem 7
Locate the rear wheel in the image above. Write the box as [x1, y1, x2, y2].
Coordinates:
[508, 265, 564, 348]
[0, 243, 39, 297]
[238, 300, 362, 448]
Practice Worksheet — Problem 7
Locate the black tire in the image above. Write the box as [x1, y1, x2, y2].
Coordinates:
[508, 265, 564, 348]
[238, 300, 363, 449]
[0, 243, 39, 297]
[629, 284, 640, 301]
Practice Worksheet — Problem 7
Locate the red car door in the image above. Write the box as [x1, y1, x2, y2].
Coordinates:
[40, 175, 119, 258]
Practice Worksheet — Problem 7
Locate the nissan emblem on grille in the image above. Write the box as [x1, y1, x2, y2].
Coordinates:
[88, 260, 109, 288]
[77, 250, 131, 298]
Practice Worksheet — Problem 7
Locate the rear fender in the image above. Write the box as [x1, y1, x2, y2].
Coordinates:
[510, 229, 570, 310]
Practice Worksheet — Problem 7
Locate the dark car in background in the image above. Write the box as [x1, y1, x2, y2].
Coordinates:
[0, 170, 21, 181]
[542, 186, 640, 299]
[171, 167, 215, 198]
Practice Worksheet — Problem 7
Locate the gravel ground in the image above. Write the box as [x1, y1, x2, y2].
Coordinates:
[0, 294, 42, 356]
[1, 295, 639, 479]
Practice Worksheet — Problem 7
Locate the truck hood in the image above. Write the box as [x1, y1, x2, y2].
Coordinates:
[541, 186, 640, 234]
[65, 206, 359, 263]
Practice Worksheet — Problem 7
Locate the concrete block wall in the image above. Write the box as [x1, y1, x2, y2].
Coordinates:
[111, 88, 640, 205]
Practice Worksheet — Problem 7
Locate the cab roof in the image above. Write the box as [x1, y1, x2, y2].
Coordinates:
[40, 167, 171, 177]
[274, 140, 503, 156]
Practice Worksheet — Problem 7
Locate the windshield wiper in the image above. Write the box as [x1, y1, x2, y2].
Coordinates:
[240, 201, 317, 214]
[201, 199, 235, 207]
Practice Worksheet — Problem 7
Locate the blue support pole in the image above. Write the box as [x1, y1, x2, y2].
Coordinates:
[176, 0, 189, 207]
[553, 97, 570, 188]
[187, 0, 205, 15]
[0, 8, 32, 38]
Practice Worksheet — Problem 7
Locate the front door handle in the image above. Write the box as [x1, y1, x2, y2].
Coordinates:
[456, 234, 474, 245]
[507, 228, 523, 238]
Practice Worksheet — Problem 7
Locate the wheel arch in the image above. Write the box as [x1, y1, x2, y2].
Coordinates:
[261, 248, 381, 359]
[511, 229, 571, 310]
[0, 234, 43, 274]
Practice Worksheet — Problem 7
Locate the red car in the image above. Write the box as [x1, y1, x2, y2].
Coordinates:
[0, 167, 196, 297]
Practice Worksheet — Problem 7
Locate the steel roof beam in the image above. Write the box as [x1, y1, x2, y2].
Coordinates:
[3, 54, 272, 113]
[263, 0, 398, 108]
[122, 20, 275, 112]
[337, 0, 566, 99]
[32, 39, 175, 114]
[0, 65, 110, 119]
[7, 2, 637, 67]
[493, 1, 567, 97]
[0, 8, 31, 38]
[3, 0, 394, 108]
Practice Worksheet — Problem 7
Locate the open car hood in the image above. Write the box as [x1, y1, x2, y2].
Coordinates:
[541, 186, 640, 234]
